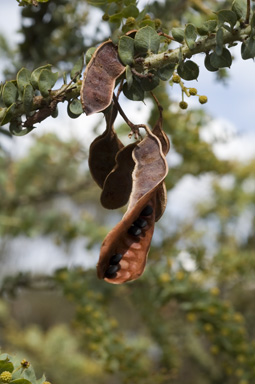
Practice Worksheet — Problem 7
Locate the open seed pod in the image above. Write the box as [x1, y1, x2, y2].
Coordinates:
[88, 105, 124, 188]
[81, 41, 125, 115]
[100, 142, 137, 209]
[97, 127, 168, 284]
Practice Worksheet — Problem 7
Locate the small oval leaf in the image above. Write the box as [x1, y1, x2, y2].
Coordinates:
[30, 64, 52, 90]
[16, 67, 31, 94]
[23, 84, 34, 114]
[2, 82, 18, 107]
[134, 26, 160, 55]
[123, 78, 144, 100]
[38, 69, 58, 97]
[177, 60, 199, 80]
[185, 23, 197, 50]
[172, 27, 184, 43]
[71, 55, 84, 79]
[210, 48, 232, 68]
[118, 36, 135, 66]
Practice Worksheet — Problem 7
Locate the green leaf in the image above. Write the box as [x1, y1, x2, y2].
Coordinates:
[16, 68, 31, 94]
[30, 64, 52, 90]
[10, 380, 32, 384]
[250, 13, 255, 37]
[23, 365, 37, 384]
[177, 60, 199, 80]
[217, 9, 237, 28]
[184, 24, 197, 50]
[210, 48, 232, 68]
[172, 27, 184, 43]
[36, 375, 46, 384]
[125, 65, 133, 88]
[68, 99, 83, 116]
[139, 19, 155, 28]
[197, 20, 217, 35]
[134, 26, 160, 55]
[23, 84, 34, 114]
[204, 54, 218, 72]
[71, 55, 84, 79]
[38, 69, 58, 97]
[157, 63, 175, 81]
[109, 13, 122, 24]
[140, 74, 160, 91]
[231, 0, 246, 20]
[241, 37, 255, 59]
[122, 4, 139, 18]
[0, 358, 14, 374]
[85, 47, 97, 65]
[215, 28, 224, 56]
[1, 104, 16, 125]
[118, 36, 134, 66]
[2, 82, 18, 107]
[123, 78, 144, 100]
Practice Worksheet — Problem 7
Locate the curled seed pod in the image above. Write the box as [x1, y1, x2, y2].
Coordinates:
[97, 127, 168, 284]
[151, 99, 170, 221]
[100, 142, 137, 209]
[152, 103, 170, 156]
[88, 105, 124, 188]
[81, 41, 125, 115]
[155, 182, 168, 222]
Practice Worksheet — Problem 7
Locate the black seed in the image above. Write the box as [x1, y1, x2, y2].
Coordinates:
[104, 264, 119, 278]
[110, 253, 123, 265]
[128, 225, 142, 236]
[140, 205, 153, 216]
[133, 218, 148, 228]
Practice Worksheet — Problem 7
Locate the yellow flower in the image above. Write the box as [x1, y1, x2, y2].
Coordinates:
[186, 313, 196, 322]
[0, 372, 12, 383]
[204, 323, 213, 333]
[210, 287, 220, 296]
[176, 271, 185, 280]
[207, 306, 217, 315]
[235, 369, 244, 377]
[159, 273, 171, 283]
[210, 345, 219, 355]
[234, 313, 244, 323]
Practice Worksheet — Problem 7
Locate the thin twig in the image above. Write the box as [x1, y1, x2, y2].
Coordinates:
[112, 94, 150, 139]
[245, 0, 251, 24]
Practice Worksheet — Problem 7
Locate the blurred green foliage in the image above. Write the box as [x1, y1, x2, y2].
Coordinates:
[0, 0, 255, 384]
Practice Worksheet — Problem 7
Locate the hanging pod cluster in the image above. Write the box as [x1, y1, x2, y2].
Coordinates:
[81, 40, 169, 284]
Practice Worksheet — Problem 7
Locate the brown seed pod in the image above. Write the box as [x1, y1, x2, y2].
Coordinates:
[100, 142, 137, 209]
[151, 98, 170, 221]
[88, 105, 124, 188]
[97, 127, 168, 284]
[81, 41, 125, 115]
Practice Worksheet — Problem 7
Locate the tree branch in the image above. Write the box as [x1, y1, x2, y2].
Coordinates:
[143, 25, 251, 70]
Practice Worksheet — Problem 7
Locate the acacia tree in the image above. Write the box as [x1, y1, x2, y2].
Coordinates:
[0, 1, 255, 384]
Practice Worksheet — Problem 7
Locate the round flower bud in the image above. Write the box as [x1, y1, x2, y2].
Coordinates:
[172, 74, 181, 83]
[179, 101, 188, 110]
[126, 17, 136, 26]
[154, 19, 162, 28]
[189, 88, 197, 96]
[102, 14, 109, 21]
[0, 371, 12, 383]
[199, 95, 208, 104]
[21, 359, 30, 368]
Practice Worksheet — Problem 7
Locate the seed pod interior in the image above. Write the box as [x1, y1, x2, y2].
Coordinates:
[100, 142, 137, 209]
